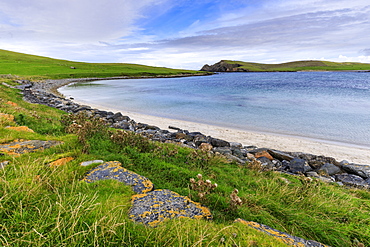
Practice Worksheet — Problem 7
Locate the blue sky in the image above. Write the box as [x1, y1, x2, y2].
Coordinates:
[0, 0, 370, 69]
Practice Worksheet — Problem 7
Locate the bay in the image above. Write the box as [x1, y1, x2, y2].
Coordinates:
[59, 72, 370, 147]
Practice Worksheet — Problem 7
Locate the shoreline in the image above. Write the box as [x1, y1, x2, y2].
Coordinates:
[59, 83, 370, 164]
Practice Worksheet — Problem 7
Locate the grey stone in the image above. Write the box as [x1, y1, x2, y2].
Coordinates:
[306, 171, 320, 178]
[318, 163, 341, 176]
[193, 135, 208, 146]
[340, 163, 370, 179]
[335, 174, 369, 188]
[80, 160, 104, 166]
[267, 149, 294, 161]
[213, 147, 232, 155]
[210, 137, 230, 147]
[287, 158, 313, 174]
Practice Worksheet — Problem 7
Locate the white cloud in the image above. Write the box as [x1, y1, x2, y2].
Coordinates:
[0, 0, 163, 43]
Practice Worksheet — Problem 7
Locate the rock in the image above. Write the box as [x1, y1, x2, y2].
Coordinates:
[287, 158, 312, 174]
[0, 160, 10, 169]
[213, 147, 232, 156]
[288, 152, 338, 169]
[230, 142, 243, 149]
[48, 157, 74, 167]
[234, 218, 329, 247]
[317, 163, 341, 176]
[253, 150, 274, 161]
[129, 189, 212, 227]
[199, 143, 213, 152]
[0, 113, 15, 122]
[318, 176, 335, 183]
[5, 126, 34, 133]
[80, 160, 104, 166]
[209, 137, 230, 147]
[306, 171, 320, 178]
[340, 163, 370, 179]
[0, 139, 63, 156]
[83, 161, 154, 194]
[257, 156, 274, 170]
[267, 149, 294, 161]
[335, 174, 369, 188]
[112, 120, 131, 130]
[193, 135, 208, 146]
[225, 153, 246, 165]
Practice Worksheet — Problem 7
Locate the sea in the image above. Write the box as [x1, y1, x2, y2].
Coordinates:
[59, 72, 370, 148]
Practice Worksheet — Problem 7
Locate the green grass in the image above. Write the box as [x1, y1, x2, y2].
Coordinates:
[1, 50, 370, 246]
[0, 49, 207, 80]
[222, 60, 370, 71]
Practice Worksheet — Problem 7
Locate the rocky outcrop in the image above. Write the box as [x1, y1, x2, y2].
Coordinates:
[0, 139, 63, 156]
[201, 60, 248, 72]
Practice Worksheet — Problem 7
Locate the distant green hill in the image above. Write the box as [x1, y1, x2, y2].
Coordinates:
[0, 49, 206, 79]
[201, 60, 370, 72]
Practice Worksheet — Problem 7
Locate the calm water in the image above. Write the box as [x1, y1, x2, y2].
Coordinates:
[59, 72, 370, 147]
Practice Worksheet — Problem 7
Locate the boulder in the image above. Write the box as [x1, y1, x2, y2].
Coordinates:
[335, 174, 369, 188]
[340, 163, 370, 179]
[213, 147, 232, 155]
[235, 219, 329, 247]
[287, 158, 312, 174]
[253, 150, 274, 161]
[267, 149, 294, 161]
[209, 137, 230, 147]
[317, 163, 341, 176]
[129, 189, 212, 227]
[80, 160, 104, 166]
[83, 161, 154, 194]
[193, 135, 208, 146]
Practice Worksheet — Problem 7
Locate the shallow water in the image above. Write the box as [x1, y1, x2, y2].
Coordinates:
[59, 72, 370, 147]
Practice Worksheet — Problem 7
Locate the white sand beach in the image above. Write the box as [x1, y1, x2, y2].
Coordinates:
[69, 98, 370, 165]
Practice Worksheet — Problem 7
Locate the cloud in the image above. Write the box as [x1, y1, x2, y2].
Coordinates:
[0, 0, 163, 43]
[0, 0, 370, 69]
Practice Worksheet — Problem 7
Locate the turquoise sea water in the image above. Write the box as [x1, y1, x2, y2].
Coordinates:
[59, 72, 370, 147]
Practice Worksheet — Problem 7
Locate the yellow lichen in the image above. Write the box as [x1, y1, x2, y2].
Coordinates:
[48, 157, 74, 167]
[5, 126, 34, 132]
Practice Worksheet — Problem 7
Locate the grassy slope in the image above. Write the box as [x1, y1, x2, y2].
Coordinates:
[0, 49, 206, 79]
[1, 50, 370, 246]
[223, 60, 370, 71]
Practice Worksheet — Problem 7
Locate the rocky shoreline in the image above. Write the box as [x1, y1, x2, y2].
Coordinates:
[18, 78, 370, 189]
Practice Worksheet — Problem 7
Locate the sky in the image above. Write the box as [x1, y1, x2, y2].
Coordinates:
[1, 0, 370, 70]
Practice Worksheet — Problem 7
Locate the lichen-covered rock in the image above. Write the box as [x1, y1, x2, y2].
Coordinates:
[5, 126, 34, 132]
[235, 218, 330, 247]
[0, 113, 15, 122]
[83, 161, 153, 194]
[129, 189, 212, 227]
[0, 139, 63, 156]
[48, 157, 74, 167]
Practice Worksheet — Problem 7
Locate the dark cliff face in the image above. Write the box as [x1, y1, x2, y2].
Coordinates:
[200, 60, 248, 72]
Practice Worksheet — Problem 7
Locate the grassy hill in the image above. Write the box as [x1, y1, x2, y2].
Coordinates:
[201, 60, 370, 72]
[0, 49, 207, 79]
[0, 50, 370, 246]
